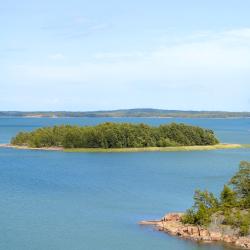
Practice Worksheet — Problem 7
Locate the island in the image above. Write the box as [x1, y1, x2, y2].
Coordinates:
[8, 122, 220, 150]
[139, 161, 250, 249]
[3, 122, 245, 152]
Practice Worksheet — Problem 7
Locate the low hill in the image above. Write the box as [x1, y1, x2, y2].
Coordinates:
[0, 109, 250, 118]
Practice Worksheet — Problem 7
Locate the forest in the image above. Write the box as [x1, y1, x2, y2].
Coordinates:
[11, 122, 219, 149]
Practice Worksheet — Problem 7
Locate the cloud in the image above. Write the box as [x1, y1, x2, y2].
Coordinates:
[6, 27, 250, 111]
[223, 28, 250, 39]
[12, 28, 250, 82]
[41, 16, 109, 39]
[48, 53, 65, 60]
[93, 52, 145, 60]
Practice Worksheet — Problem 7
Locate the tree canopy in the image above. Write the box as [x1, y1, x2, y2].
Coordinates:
[11, 122, 219, 149]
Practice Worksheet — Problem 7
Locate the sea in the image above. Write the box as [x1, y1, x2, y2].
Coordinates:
[0, 117, 249, 250]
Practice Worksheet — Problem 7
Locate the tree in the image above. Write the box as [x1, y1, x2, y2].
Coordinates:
[193, 190, 219, 210]
[182, 190, 219, 226]
[11, 122, 219, 149]
[182, 161, 250, 235]
[229, 161, 250, 208]
[220, 185, 237, 208]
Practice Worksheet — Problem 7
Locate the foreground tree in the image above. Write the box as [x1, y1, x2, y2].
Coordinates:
[230, 161, 250, 208]
[182, 161, 250, 236]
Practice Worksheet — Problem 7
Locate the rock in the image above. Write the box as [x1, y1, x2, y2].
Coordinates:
[139, 212, 250, 249]
[138, 220, 161, 225]
[187, 226, 199, 235]
[210, 231, 222, 241]
[199, 228, 210, 237]
[235, 237, 250, 249]
[162, 213, 183, 222]
[223, 235, 234, 243]
[201, 236, 212, 242]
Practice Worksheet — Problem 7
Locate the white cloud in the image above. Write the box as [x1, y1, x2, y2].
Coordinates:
[14, 28, 250, 84]
[48, 53, 65, 60]
[223, 28, 250, 39]
[7, 27, 250, 111]
[93, 52, 145, 60]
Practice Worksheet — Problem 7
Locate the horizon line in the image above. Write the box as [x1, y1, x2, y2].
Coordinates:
[0, 108, 249, 113]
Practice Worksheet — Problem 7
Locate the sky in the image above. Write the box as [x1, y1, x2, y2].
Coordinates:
[1, 0, 250, 111]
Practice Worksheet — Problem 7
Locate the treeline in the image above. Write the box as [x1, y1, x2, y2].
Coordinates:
[182, 161, 250, 236]
[11, 122, 219, 148]
[1, 109, 250, 118]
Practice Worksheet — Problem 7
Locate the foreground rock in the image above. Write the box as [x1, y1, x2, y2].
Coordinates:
[139, 213, 250, 249]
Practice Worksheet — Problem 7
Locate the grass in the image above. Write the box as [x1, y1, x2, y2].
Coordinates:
[1, 143, 246, 153]
[63, 143, 243, 153]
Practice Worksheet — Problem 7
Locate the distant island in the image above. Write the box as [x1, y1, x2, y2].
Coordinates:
[140, 161, 250, 249]
[1, 108, 250, 118]
[10, 122, 220, 150]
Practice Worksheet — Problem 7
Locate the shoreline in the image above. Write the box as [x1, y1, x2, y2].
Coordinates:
[0, 144, 62, 151]
[19, 116, 250, 119]
[64, 144, 243, 152]
[1, 116, 250, 119]
[139, 213, 250, 249]
[0, 143, 245, 152]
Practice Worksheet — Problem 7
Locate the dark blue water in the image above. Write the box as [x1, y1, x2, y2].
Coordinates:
[0, 117, 249, 250]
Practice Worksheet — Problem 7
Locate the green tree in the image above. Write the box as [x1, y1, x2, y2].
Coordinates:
[11, 122, 220, 149]
[229, 161, 250, 208]
[220, 185, 237, 208]
[182, 162, 250, 236]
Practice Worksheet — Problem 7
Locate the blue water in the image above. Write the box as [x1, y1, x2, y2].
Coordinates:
[0, 117, 249, 250]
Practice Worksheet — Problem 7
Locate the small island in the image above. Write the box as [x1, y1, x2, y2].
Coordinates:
[140, 161, 250, 249]
[4, 122, 245, 152]
[9, 122, 221, 150]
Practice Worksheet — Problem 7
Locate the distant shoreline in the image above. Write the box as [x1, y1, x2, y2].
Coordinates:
[0, 143, 245, 153]
[0, 109, 250, 119]
[1, 116, 250, 119]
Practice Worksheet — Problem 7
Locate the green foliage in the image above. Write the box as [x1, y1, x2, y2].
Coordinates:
[220, 185, 237, 208]
[194, 190, 219, 210]
[239, 212, 250, 236]
[11, 122, 219, 149]
[181, 190, 218, 226]
[182, 162, 250, 236]
[182, 209, 197, 224]
[229, 161, 250, 208]
[223, 210, 250, 236]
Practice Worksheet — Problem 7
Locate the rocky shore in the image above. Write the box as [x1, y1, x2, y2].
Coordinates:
[139, 213, 250, 249]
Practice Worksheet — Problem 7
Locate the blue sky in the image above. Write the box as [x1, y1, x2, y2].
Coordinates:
[1, 0, 250, 111]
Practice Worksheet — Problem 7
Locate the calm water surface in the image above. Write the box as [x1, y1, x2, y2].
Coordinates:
[0, 117, 249, 250]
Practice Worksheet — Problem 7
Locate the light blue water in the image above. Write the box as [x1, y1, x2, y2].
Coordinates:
[0, 117, 249, 250]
